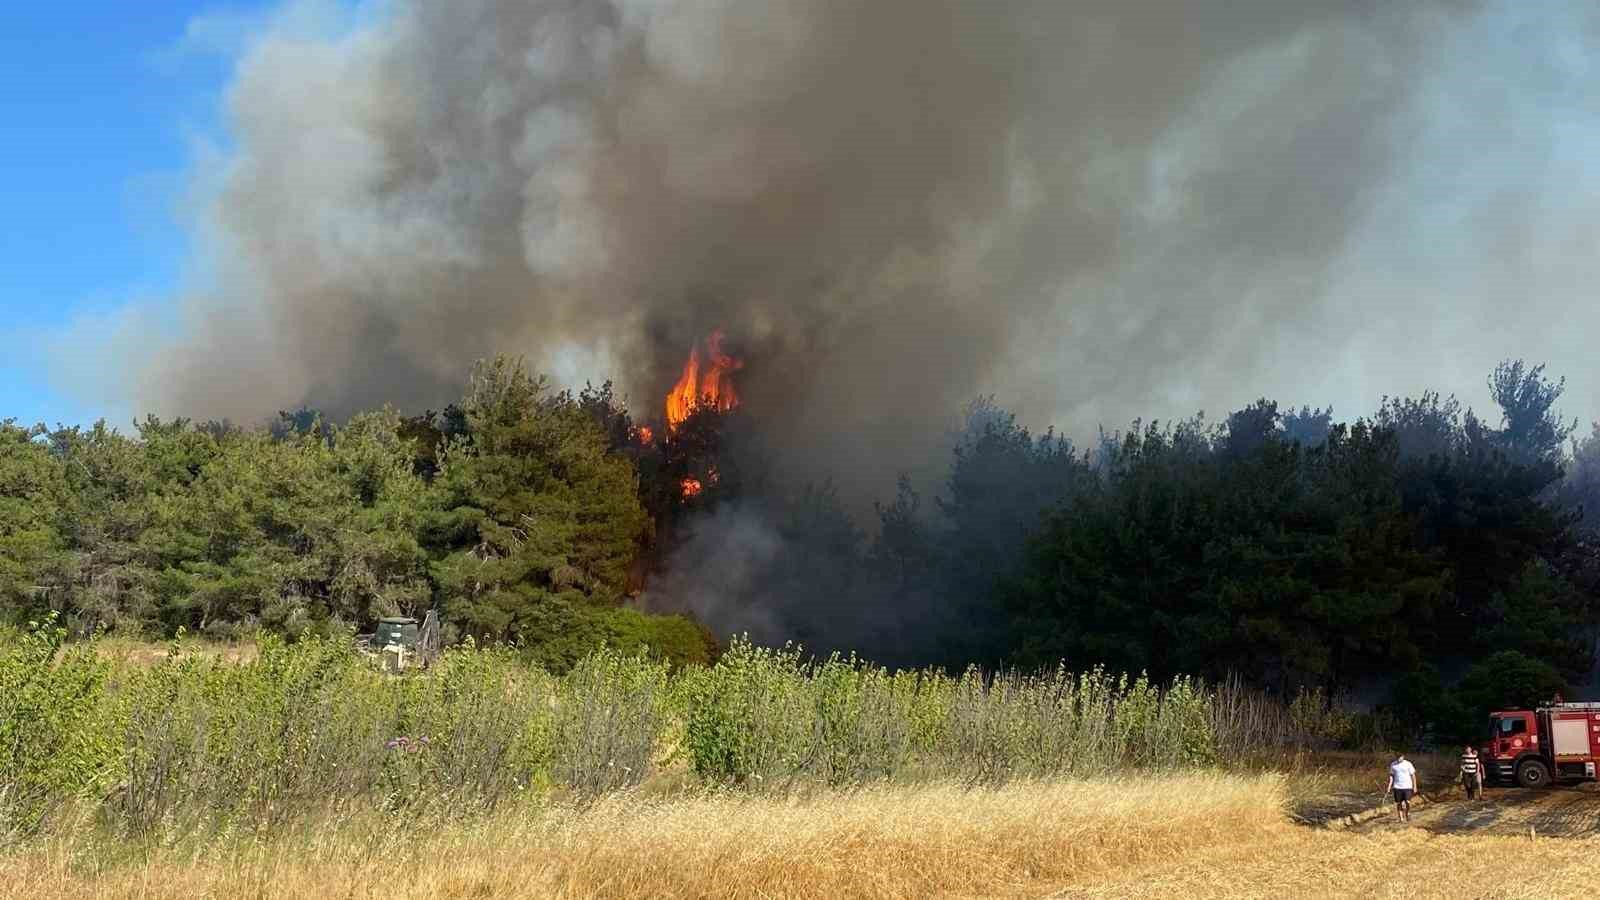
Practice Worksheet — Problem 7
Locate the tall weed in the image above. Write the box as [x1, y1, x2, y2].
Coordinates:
[8, 628, 1346, 846]
[552, 647, 667, 794]
[399, 641, 549, 808]
[681, 639, 815, 785]
[0, 614, 113, 838]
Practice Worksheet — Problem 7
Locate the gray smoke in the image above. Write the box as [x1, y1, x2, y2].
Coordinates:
[640, 503, 787, 646]
[71, 0, 1600, 503]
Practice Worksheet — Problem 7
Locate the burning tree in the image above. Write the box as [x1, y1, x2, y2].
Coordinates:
[666, 330, 743, 433]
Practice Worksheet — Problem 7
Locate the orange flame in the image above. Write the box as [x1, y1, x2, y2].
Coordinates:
[666, 330, 742, 431]
[635, 425, 654, 445]
[680, 477, 704, 499]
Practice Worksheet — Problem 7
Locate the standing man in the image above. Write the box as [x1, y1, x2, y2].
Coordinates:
[1386, 751, 1419, 823]
[1460, 745, 1483, 799]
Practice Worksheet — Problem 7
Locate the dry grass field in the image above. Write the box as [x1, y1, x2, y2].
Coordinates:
[83, 634, 260, 670]
[7, 771, 1599, 900]
[10, 633, 1595, 898]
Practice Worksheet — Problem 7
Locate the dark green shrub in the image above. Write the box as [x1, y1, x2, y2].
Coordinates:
[1445, 650, 1567, 743]
[592, 606, 716, 669]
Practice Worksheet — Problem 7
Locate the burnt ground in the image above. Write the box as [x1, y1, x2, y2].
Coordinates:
[1345, 782, 1600, 838]
[1284, 752, 1463, 828]
[1290, 787, 1394, 826]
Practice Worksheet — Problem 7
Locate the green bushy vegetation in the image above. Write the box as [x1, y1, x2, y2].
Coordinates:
[677, 643, 1218, 787]
[0, 614, 114, 837]
[0, 623, 1376, 848]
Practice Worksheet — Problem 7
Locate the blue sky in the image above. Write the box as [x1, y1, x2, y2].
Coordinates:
[0, 2, 268, 429]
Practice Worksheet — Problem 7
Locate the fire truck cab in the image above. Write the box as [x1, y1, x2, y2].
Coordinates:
[1483, 703, 1600, 788]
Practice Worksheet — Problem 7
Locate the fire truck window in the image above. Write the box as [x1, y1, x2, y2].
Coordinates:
[1497, 718, 1527, 736]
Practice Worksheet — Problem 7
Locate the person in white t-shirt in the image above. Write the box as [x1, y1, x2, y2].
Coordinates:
[1385, 752, 1419, 823]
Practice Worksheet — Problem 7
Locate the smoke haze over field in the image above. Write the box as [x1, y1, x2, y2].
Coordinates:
[68, 0, 1600, 500]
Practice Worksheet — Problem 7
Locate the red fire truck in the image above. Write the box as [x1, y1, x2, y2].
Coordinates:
[1482, 702, 1600, 788]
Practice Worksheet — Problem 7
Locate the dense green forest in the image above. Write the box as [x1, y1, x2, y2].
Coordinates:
[3, 356, 1598, 739]
[0, 358, 714, 672]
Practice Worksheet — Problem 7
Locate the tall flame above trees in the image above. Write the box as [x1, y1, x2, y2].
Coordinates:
[666, 330, 742, 431]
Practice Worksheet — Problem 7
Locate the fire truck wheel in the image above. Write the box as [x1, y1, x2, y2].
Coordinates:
[1516, 759, 1550, 789]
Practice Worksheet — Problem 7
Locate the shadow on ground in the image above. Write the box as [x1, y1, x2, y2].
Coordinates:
[1423, 784, 1600, 837]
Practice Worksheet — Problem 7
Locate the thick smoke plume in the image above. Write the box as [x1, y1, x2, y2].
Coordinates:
[86, 1, 1480, 488]
[73, 0, 1600, 508]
